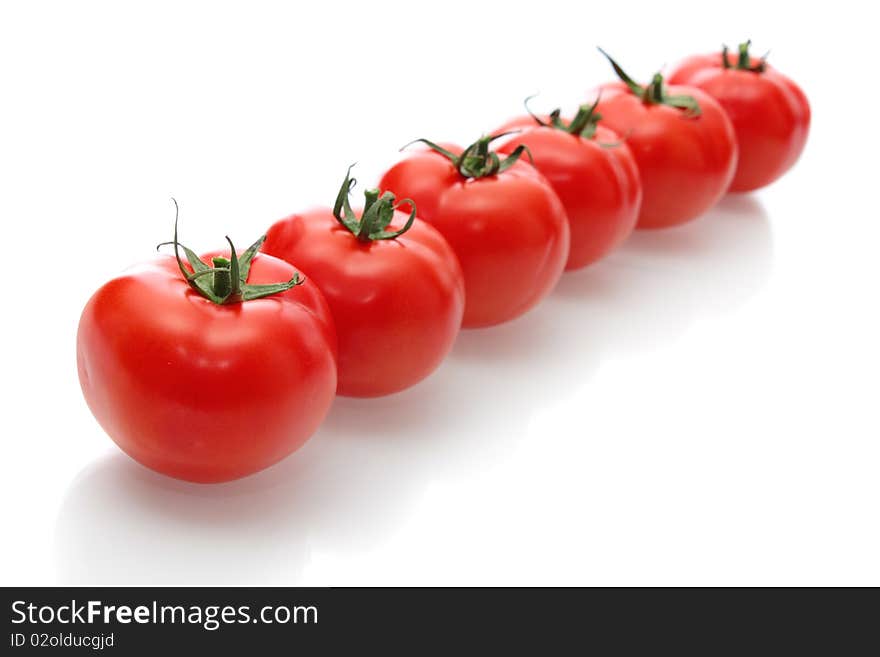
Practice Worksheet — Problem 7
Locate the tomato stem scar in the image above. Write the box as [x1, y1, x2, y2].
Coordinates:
[156, 199, 303, 305]
[522, 96, 606, 141]
[332, 166, 417, 242]
[597, 47, 702, 117]
[721, 40, 768, 73]
[401, 133, 533, 180]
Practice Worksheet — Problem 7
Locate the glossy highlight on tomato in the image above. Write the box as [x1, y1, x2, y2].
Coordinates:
[667, 41, 810, 192]
[264, 168, 465, 397]
[76, 223, 338, 483]
[379, 135, 569, 327]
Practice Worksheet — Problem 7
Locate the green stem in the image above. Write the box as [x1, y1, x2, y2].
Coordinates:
[738, 40, 751, 69]
[211, 257, 232, 298]
[403, 133, 532, 180]
[159, 199, 302, 305]
[647, 73, 665, 103]
[362, 189, 379, 215]
[557, 99, 602, 139]
[722, 40, 767, 73]
[332, 167, 418, 242]
[598, 48, 701, 116]
[358, 189, 381, 241]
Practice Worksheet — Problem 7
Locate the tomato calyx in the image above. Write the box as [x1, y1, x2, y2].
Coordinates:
[524, 96, 603, 140]
[157, 199, 303, 305]
[598, 48, 701, 116]
[403, 133, 532, 180]
[721, 39, 768, 73]
[332, 165, 418, 242]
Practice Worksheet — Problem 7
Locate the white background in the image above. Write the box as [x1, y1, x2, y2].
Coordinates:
[1, 0, 877, 586]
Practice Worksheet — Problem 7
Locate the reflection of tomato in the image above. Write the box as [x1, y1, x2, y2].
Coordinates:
[592, 50, 737, 229]
[495, 103, 642, 269]
[264, 167, 465, 398]
[77, 220, 338, 483]
[667, 41, 810, 192]
[379, 135, 569, 327]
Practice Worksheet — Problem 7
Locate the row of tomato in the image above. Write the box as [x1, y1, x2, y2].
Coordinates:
[77, 43, 810, 483]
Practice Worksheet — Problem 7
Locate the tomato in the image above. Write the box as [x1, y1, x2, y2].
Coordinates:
[591, 50, 738, 229]
[263, 167, 465, 397]
[495, 101, 642, 269]
[378, 135, 569, 327]
[76, 211, 338, 483]
[667, 40, 810, 192]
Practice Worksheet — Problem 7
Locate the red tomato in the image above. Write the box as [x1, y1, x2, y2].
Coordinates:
[264, 167, 465, 397]
[77, 216, 338, 483]
[667, 40, 810, 192]
[495, 102, 642, 269]
[592, 50, 737, 229]
[378, 135, 569, 328]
